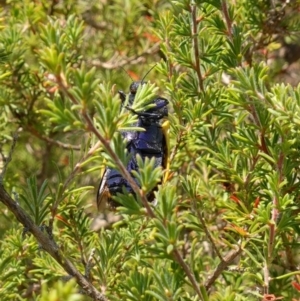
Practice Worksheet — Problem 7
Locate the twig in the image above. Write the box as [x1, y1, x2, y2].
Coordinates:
[204, 246, 242, 290]
[27, 126, 81, 150]
[173, 248, 205, 300]
[221, 0, 233, 40]
[0, 184, 107, 301]
[263, 261, 269, 294]
[0, 133, 18, 181]
[90, 43, 160, 70]
[52, 69, 208, 298]
[49, 141, 102, 231]
[268, 197, 278, 262]
[193, 199, 223, 262]
[65, 141, 101, 191]
[169, 129, 183, 164]
[92, 55, 145, 69]
[190, 1, 204, 93]
[70, 209, 87, 267]
[264, 196, 279, 293]
[85, 248, 96, 281]
[56, 74, 156, 218]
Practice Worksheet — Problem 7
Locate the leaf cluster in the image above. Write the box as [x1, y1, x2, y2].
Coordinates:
[1, 1, 300, 301]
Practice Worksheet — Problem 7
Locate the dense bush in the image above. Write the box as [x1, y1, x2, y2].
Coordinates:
[1, 0, 300, 300]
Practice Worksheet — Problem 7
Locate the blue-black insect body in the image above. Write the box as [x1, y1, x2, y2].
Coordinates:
[126, 96, 168, 171]
[97, 78, 169, 210]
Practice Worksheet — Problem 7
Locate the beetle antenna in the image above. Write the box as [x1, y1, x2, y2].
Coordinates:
[120, 66, 134, 82]
[141, 64, 157, 83]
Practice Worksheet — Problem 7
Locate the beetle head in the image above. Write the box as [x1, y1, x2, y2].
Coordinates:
[129, 81, 143, 94]
[118, 81, 147, 103]
[128, 81, 147, 105]
[118, 64, 156, 105]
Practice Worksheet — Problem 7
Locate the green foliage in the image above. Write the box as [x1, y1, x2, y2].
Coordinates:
[39, 280, 83, 301]
[19, 177, 50, 225]
[1, 0, 300, 301]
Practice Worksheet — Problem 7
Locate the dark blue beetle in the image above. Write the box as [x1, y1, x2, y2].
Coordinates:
[97, 81, 169, 210]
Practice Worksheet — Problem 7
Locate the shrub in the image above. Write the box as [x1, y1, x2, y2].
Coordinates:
[1, 1, 300, 300]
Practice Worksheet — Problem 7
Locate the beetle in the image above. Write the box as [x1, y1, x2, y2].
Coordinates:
[97, 76, 169, 210]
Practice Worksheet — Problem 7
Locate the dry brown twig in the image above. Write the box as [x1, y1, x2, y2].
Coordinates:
[90, 42, 160, 69]
[205, 246, 243, 290]
[0, 138, 107, 301]
[0, 184, 108, 301]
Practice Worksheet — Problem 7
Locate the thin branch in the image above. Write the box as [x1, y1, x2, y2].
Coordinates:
[49, 141, 102, 231]
[0, 133, 18, 181]
[83, 110, 155, 217]
[266, 141, 283, 277]
[72, 210, 87, 267]
[85, 248, 96, 281]
[27, 126, 81, 150]
[90, 43, 160, 70]
[169, 129, 183, 164]
[56, 74, 155, 218]
[92, 54, 145, 69]
[221, 0, 233, 40]
[51, 69, 208, 298]
[263, 261, 269, 294]
[264, 196, 279, 293]
[0, 184, 107, 301]
[193, 199, 223, 262]
[204, 246, 242, 290]
[190, 2, 204, 92]
[173, 248, 205, 300]
[268, 197, 278, 262]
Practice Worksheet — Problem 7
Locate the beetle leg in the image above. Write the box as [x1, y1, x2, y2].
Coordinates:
[118, 90, 126, 103]
[125, 106, 166, 119]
